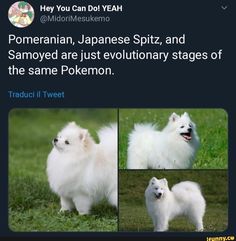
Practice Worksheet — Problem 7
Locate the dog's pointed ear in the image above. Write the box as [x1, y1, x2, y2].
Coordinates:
[183, 112, 190, 118]
[150, 177, 157, 185]
[68, 121, 76, 126]
[169, 112, 179, 122]
[79, 129, 94, 149]
[161, 178, 168, 186]
[79, 129, 89, 143]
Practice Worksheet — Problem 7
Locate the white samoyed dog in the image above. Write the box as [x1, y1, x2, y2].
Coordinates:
[127, 112, 200, 169]
[145, 177, 206, 231]
[47, 122, 117, 215]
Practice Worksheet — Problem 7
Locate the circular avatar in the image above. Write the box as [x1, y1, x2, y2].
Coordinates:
[8, 1, 35, 28]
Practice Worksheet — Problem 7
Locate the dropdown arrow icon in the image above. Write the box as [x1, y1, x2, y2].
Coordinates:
[221, 5, 228, 10]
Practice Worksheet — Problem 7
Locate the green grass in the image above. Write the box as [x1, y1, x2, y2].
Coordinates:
[119, 109, 228, 169]
[9, 109, 118, 232]
[119, 170, 228, 232]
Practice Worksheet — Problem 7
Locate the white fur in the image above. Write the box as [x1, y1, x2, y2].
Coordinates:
[145, 177, 206, 232]
[127, 112, 200, 169]
[46, 122, 117, 215]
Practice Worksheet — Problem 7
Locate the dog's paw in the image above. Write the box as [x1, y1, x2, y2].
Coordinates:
[196, 228, 204, 232]
[78, 211, 90, 216]
[58, 208, 71, 214]
[154, 227, 168, 232]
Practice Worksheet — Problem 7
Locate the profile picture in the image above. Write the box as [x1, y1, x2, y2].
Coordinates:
[8, 1, 34, 28]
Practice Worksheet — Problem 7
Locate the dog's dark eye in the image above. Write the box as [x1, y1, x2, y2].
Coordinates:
[180, 126, 184, 128]
[155, 187, 158, 190]
[65, 140, 70, 145]
[189, 124, 192, 128]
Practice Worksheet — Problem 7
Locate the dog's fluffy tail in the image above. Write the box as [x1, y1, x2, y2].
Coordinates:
[128, 123, 157, 145]
[98, 123, 117, 163]
[127, 123, 157, 169]
[128, 123, 157, 152]
[171, 181, 206, 219]
[133, 123, 157, 133]
[171, 181, 204, 202]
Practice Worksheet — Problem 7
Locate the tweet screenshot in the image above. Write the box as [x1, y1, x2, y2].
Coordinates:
[0, 0, 235, 240]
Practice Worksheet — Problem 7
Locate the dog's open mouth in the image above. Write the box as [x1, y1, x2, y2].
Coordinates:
[180, 132, 192, 141]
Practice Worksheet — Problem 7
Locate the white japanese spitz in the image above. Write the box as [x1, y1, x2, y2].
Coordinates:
[145, 177, 206, 232]
[46, 122, 117, 215]
[127, 112, 200, 169]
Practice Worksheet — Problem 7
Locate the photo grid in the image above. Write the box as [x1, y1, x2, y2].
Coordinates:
[8, 108, 228, 233]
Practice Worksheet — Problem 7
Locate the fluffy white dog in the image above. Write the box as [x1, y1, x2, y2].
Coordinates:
[145, 177, 206, 232]
[47, 122, 117, 215]
[127, 112, 200, 169]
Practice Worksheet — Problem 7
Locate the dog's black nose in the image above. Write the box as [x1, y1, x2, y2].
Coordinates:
[155, 193, 162, 198]
[54, 138, 58, 143]
[188, 128, 192, 133]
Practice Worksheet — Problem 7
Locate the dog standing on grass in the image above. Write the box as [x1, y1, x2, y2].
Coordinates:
[127, 112, 200, 169]
[145, 177, 206, 231]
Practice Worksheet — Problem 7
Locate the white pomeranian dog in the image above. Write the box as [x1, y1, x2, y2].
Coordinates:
[46, 122, 117, 215]
[145, 177, 206, 232]
[127, 112, 200, 169]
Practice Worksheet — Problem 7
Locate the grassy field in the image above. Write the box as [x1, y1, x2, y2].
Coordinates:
[9, 109, 118, 232]
[119, 170, 228, 232]
[119, 109, 228, 169]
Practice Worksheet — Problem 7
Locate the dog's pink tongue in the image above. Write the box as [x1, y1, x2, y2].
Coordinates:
[183, 135, 191, 140]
